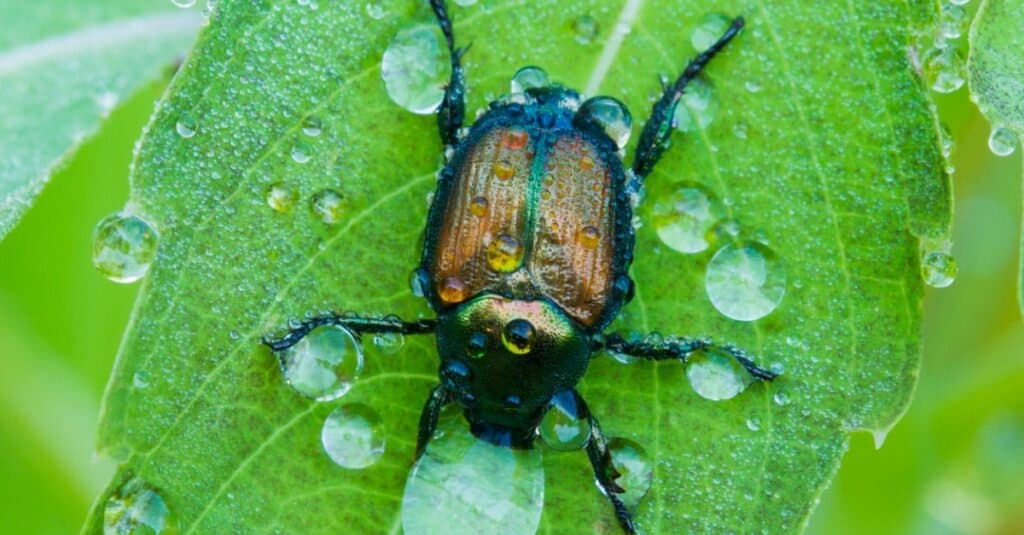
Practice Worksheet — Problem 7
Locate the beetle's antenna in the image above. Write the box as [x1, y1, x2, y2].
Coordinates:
[430, 0, 467, 146]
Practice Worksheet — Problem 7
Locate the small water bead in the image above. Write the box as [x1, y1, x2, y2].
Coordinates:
[104, 477, 177, 535]
[503, 128, 529, 149]
[321, 404, 385, 469]
[310, 189, 345, 224]
[372, 331, 405, 355]
[502, 318, 535, 355]
[410, 268, 429, 298]
[539, 392, 591, 451]
[92, 213, 160, 284]
[733, 121, 749, 139]
[266, 182, 297, 213]
[487, 234, 524, 272]
[988, 126, 1018, 157]
[469, 196, 489, 217]
[939, 3, 967, 38]
[691, 13, 732, 51]
[302, 116, 322, 137]
[924, 46, 965, 93]
[577, 225, 601, 249]
[493, 160, 515, 180]
[290, 141, 311, 163]
[744, 80, 763, 93]
[510, 66, 549, 94]
[382, 24, 450, 114]
[171, 0, 196, 8]
[603, 438, 653, 509]
[939, 122, 955, 158]
[402, 418, 544, 535]
[746, 417, 761, 432]
[572, 15, 599, 44]
[279, 324, 364, 401]
[174, 113, 196, 138]
[577, 96, 633, 148]
[652, 182, 725, 254]
[685, 348, 752, 401]
[922, 251, 958, 288]
[672, 77, 718, 132]
[773, 390, 790, 406]
[705, 241, 786, 321]
[365, 2, 385, 19]
[438, 275, 469, 304]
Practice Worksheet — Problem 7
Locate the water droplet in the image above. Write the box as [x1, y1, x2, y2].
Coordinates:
[310, 189, 345, 224]
[279, 324, 364, 401]
[92, 213, 159, 284]
[171, 0, 196, 8]
[653, 182, 725, 254]
[266, 182, 298, 213]
[290, 141, 311, 163]
[302, 116, 322, 137]
[924, 46, 965, 93]
[410, 268, 429, 297]
[469, 196, 489, 217]
[453, 0, 477, 6]
[365, 2, 385, 19]
[104, 477, 177, 534]
[988, 126, 1018, 157]
[705, 241, 786, 321]
[686, 348, 753, 401]
[438, 275, 469, 304]
[503, 128, 529, 149]
[603, 438, 653, 509]
[493, 161, 516, 180]
[539, 393, 591, 451]
[773, 391, 790, 406]
[577, 96, 633, 148]
[744, 80, 763, 93]
[501, 319, 535, 355]
[576, 225, 601, 249]
[510, 66, 549, 94]
[486, 234, 524, 272]
[939, 122, 955, 158]
[174, 113, 196, 138]
[922, 251, 958, 288]
[321, 404, 385, 469]
[871, 428, 890, 449]
[372, 331, 405, 355]
[402, 419, 544, 535]
[691, 13, 732, 50]
[733, 121, 749, 139]
[939, 3, 967, 38]
[572, 15, 599, 44]
[672, 77, 718, 132]
[746, 417, 761, 431]
[382, 24, 450, 114]
[132, 371, 149, 389]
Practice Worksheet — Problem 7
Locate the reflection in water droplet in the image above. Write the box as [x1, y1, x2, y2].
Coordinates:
[924, 46, 965, 94]
[487, 234, 525, 272]
[372, 330, 405, 355]
[104, 477, 177, 534]
[691, 13, 732, 50]
[922, 251, 958, 288]
[578, 96, 633, 148]
[572, 15, 599, 44]
[266, 182, 298, 213]
[686, 348, 752, 401]
[382, 24, 450, 114]
[279, 324, 363, 401]
[653, 182, 725, 254]
[988, 126, 1018, 157]
[92, 213, 160, 284]
[402, 418, 544, 535]
[175, 113, 196, 138]
[603, 437, 653, 509]
[672, 77, 718, 132]
[302, 116, 322, 137]
[705, 241, 786, 321]
[539, 393, 591, 451]
[510, 66, 549, 94]
[310, 189, 345, 224]
[321, 404, 385, 469]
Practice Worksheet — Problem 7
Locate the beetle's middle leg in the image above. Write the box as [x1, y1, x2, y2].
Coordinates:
[430, 0, 466, 147]
[631, 16, 744, 178]
[601, 332, 777, 381]
[261, 313, 436, 352]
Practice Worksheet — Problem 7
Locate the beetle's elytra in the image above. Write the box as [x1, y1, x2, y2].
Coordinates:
[265, 2, 776, 532]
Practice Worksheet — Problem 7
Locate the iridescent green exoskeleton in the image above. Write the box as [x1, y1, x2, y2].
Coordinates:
[264, 2, 775, 532]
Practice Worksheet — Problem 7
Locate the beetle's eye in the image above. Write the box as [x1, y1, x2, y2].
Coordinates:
[466, 331, 488, 358]
[502, 319, 536, 355]
[575, 96, 632, 149]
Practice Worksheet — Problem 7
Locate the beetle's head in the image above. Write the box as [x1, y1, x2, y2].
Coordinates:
[435, 294, 590, 429]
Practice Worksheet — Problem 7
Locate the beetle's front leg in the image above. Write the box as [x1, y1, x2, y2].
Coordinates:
[261, 313, 436, 352]
[601, 332, 777, 381]
[415, 384, 455, 459]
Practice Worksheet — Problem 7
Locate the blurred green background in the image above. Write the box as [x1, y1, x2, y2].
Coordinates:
[1, 45, 1021, 535]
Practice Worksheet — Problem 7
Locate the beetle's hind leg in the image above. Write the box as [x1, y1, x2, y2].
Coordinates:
[601, 332, 777, 381]
[261, 313, 436, 352]
[429, 0, 467, 147]
[631, 17, 744, 178]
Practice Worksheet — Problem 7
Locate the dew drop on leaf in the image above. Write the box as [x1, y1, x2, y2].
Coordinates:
[601, 437, 653, 509]
[577, 96, 632, 148]
[691, 12, 732, 51]
[686, 348, 753, 401]
[381, 24, 450, 114]
[290, 140, 311, 164]
[671, 77, 718, 132]
[987, 126, 1018, 157]
[279, 324, 363, 401]
[572, 15, 599, 44]
[174, 113, 196, 138]
[103, 477, 177, 535]
[92, 213, 159, 284]
[301, 116, 322, 137]
[321, 404, 385, 469]
[310, 189, 345, 224]
[170, 0, 196, 8]
[372, 329, 405, 355]
[265, 182, 297, 213]
[705, 241, 786, 321]
[746, 417, 761, 432]
[924, 46, 965, 94]
[921, 251, 958, 288]
[510, 66, 549, 94]
[538, 392, 592, 452]
[939, 3, 967, 39]
[652, 182, 725, 254]
[365, 2, 385, 19]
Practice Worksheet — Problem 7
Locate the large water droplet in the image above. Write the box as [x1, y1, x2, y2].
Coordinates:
[653, 182, 725, 254]
[691, 13, 732, 50]
[402, 419, 544, 535]
[266, 182, 297, 213]
[310, 189, 345, 224]
[578, 96, 632, 148]
[603, 437, 653, 509]
[279, 324, 364, 401]
[988, 126, 1018, 157]
[686, 348, 753, 401]
[321, 404, 385, 469]
[924, 46, 965, 94]
[922, 251, 958, 288]
[672, 77, 718, 132]
[104, 477, 177, 534]
[572, 15, 599, 44]
[92, 213, 159, 284]
[705, 241, 786, 321]
[538, 393, 592, 451]
[382, 24, 450, 114]
[510, 66, 549, 94]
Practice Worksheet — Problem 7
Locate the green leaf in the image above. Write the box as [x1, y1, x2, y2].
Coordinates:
[0, 1, 200, 240]
[85, 0, 949, 533]
[967, 0, 1024, 316]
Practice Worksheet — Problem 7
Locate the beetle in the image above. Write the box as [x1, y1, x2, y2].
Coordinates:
[264, 1, 776, 532]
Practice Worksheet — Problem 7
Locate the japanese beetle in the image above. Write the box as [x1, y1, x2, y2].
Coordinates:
[264, 2, 775, 532]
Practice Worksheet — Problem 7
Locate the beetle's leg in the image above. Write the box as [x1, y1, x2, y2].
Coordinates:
[416, 384, 455, 459]
[601, 332, 777, 381]
[261, 313, 436, 352]
[571, 390, 638, 534]
[632, 17, 744, 178]
[430, 0, 466, 147]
